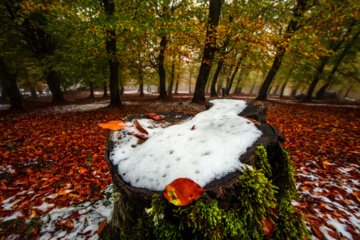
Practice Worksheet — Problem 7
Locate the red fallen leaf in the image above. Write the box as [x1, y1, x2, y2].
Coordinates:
[313, 227, 324, 238]
[134, 120, 148, 135]
[37, 186, 53, 195]
[32, 226, 38, 235]
[79, 168, 88, 175]
[66, 219, 75, 229]
[164, 178, 207, 206]
[97, 219, 107, 234]
[343, 199, 352, 205]
[262, 217, 275, 238]
[300, 186, 311, 192]
[98, 121, 127, 131]
[145, 113, 164, 120]
[191, 125, 196, 130]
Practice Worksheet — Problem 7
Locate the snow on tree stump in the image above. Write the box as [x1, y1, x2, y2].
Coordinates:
[103, 100, 309, 240]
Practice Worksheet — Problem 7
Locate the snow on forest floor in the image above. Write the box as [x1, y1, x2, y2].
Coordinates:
[0, 96, 360, 239]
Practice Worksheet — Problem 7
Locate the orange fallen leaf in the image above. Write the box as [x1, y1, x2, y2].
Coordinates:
[98, 121, 127, 131]
[145, 113, 164, 120]
[32, 226, 38, 235]
[97, 219, 107, 234]
[66, 219, 74, 229]
[164, 178, 206, 206]
[191, 125, 196, 130]
[243, 117, 261, 125]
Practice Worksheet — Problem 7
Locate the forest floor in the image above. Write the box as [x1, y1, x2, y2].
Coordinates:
[0, 91, 359, 239]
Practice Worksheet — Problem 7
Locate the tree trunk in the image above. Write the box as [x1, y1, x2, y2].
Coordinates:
[103, 81, 108, 97]
[226, 51, 247, 95]
[46, 70, 65, 103]
[1, 89, 7, 100]
[256, 0, 308, 101]
[344, 85, 353, 98]
[315, 83, 329, 100]
[0, 60, 24, 110]
[168, 60, 175, 96]
[290, 87, 298, 98]
[89, 82, 95, 98]
[279, 80, 288, 98]
[120, 79, 124, 95]
[175, 73, 179, 94]
[103, 0, 122, 105]
[273, 84, 280, 95]
[158, 35, 168, 99]
[210, 57, 224, 97]
[192, 0, 222, 103]
[138, 62, 144, 97]
[303, 57, 328, 102]
[250, 81, 256, 94]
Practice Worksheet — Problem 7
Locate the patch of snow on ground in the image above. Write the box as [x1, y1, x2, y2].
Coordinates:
[38, 185, 113, 240]
[0, 104, 10, 110]
[38, 100, 110, 114]
[110, 99, 262, 191]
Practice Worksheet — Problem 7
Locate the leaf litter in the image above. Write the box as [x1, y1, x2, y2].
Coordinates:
[0, 98, 359, 239]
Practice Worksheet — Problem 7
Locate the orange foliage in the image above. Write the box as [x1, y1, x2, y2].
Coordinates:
[164, 178, 206, 206]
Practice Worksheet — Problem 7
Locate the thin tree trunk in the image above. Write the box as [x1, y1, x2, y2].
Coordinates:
[344, 85, 353, 98]
[250, 81, 256, 94]
[315, 83, 329, 99]
[46, 70, 65, 103]
[256, 0, 308, 101]
[103, 81, 108, 97]
[279, 80, 288, 98]
[89, 81, 95, 98]
[192, 0, 222, 103]
[226, 51, 247, 95]
[168, 60, 175, 96]
[158, 35, 168, 99]
[0, 60, 24, 110]
[175, 74, 179, 94]
[210, 58, 224, 97]
[103, 0, 121, 105]
[273, 84, 280, 95]
[303, 57, 328, 102]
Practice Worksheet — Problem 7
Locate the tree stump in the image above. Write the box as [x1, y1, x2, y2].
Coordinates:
[103, 100, 309, 240]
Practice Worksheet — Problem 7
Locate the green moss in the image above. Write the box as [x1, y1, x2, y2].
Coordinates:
[274, 148, 298, 203]
[120, 147, 309, 240]
[255, 145, 272, 178]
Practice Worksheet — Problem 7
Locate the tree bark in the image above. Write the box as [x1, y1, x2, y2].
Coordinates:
[210, 57, 224, 97]
[226, 52, 247, 95]
[191, 0, 222, 103]
[256, 0, 308, 101]
[157, 35, 168, 99]
[250, 81, 256, 94]
[0, 59, 24, 110]
[344, 85, 353, 98]
[315, 83, 329, 100]
[46, 70, 64, 103]
[103, 81, 108, 97]
[168, 60, 175, 95]
[279, 81, 288, 98]
[89, 82, 95, 98]
[103, 0, 122, 105]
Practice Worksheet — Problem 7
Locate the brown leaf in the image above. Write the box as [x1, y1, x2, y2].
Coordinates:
[134, 120, 148, 135]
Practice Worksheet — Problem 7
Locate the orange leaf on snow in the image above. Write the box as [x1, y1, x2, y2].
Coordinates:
[97, 219, 107, 234]
[145, 113, 164, 120]
[98, 121, 127, 131]
[164, 178, 207, 206]
[66, 219, 75, 229]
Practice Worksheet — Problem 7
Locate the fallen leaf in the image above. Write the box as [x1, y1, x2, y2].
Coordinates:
[134, 120, 148, 135]
[164, 178, 207, 206]
[98, 121, 127, 131]
[191, 125, 196, 130]
[145, 113, 164, 120]
[66, 219, 74, 229]
[97, 219, 107, 234]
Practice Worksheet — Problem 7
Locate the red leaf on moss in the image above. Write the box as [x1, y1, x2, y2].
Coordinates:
[145, 113, 164, 120]
[164, 178, 206, 206]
